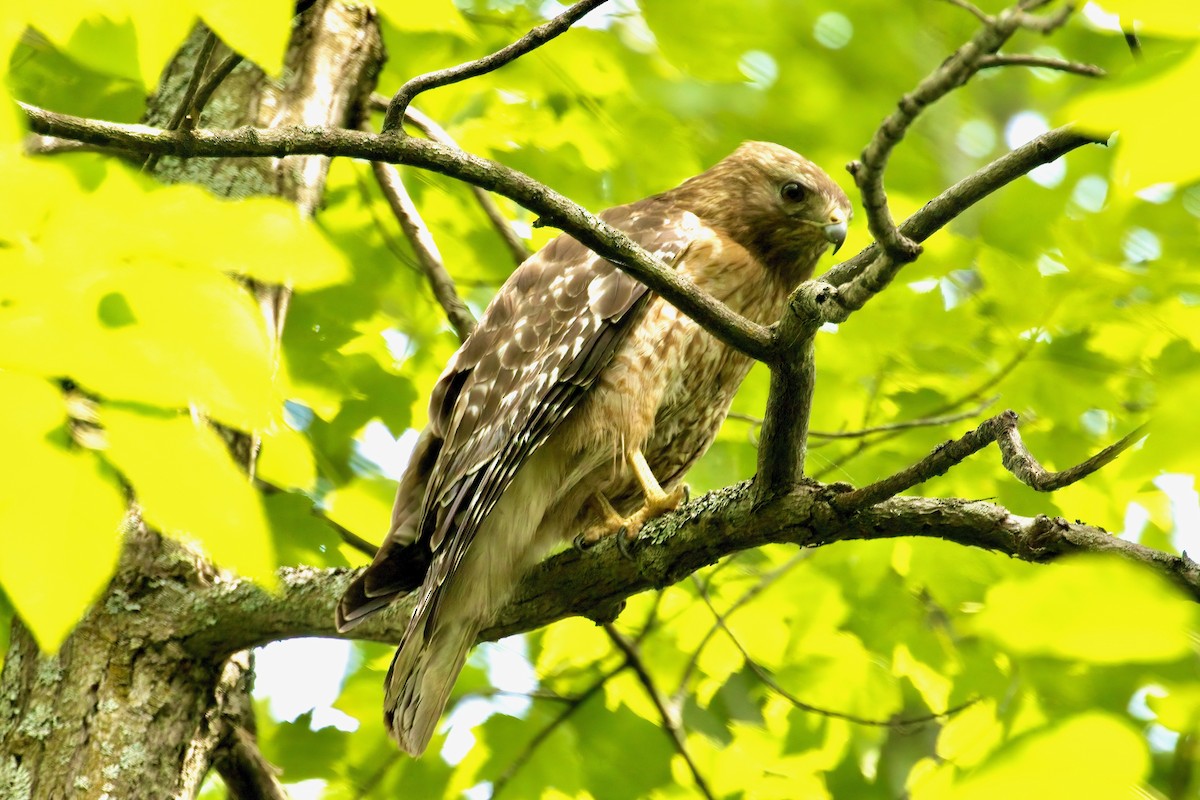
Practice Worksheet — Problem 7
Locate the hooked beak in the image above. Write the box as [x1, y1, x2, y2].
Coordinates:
[823, 219, 848, 254]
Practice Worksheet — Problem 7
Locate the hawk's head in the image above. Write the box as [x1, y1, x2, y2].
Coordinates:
[677, 141, 852, 283]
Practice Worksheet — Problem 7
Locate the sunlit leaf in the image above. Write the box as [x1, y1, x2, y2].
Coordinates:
[103, 406, 276, 584]
[0, 371, 126, 651]
[936, 698, 1003, 769]
[257, 420, 317, 492]
[197, 0, 291, 75]
[1066, 46, 1200, 189]
[1147, 683, 1200, 733]
[951, 713, 1148, 799]
[974, 555, 1194, 663]
[322, 477, 394, 545]
[374, 0, 469, 35]
[1097, 1, 1200, 37]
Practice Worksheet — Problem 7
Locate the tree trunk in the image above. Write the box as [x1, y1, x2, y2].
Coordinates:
[0, 3, 382, 796]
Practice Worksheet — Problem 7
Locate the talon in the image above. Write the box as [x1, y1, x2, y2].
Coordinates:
[573, 532, 593, 552]
[681, 483, 691, 504]
[617, 528, 638, 560]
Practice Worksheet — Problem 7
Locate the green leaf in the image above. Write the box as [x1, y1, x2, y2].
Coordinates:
[1097, 1, 1200, 37]
[0, 159, 296, 432]
[1147, 683, 1200, 733]
[21, 1, 196, 90]
[260, 710, 349, 782]
[263, 491, 347, 568]
[950, 713, 1148, 799]
[470, 708, 586, 798]
[0, 371, 125, 651]
[571, 702, 675, 800]
[1066, 46, 1200, 189]
[374, 0, 468, 35]
[102, 406, 276, 584]
[197, 0, 292, 75]
[973, 555, 1195, 664]
[0, 253, 278, 431]
[322, 477, 394, 546]
[257, 420, 317, 492]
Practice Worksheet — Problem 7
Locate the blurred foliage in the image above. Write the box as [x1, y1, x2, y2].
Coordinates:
[3, 0, 1200, 797]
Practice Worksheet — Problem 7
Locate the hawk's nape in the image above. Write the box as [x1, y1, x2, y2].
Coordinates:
[336, 141, 852, 756]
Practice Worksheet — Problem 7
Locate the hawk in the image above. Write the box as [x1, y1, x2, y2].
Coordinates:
[337, 141, 852, 755]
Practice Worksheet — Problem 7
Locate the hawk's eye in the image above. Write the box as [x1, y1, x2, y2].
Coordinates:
[780, 181, 807, 203]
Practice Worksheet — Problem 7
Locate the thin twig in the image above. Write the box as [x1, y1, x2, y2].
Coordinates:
[603, 624, 716, 800]
[692, 577, 977, 729]
[833, 410, 1147, 511]
[1014, 4, 1073, 33]
[825, 125, 1104, 299]
[1123, 27, 1143, 61]
[813, 399, 998, 440]
[489, 667, 618, 799]
[845, 1, 1079, 266]
[730, 397, 997, 441]
[185, 51, 245, 130]
[24, 136, 121, 156]
[673, 552, 810, 702]
[941, 0, 992, 24]
[367, 132, 478, 342]
[462, 687, 580, 703]
[978, 53, 1106, 77]
[811, 339, 1035, 481]
[382, 0, 610, 131]
[387, 102, 533, 266]
[352, 750, 403, 798]
[256, 479, 378, 558]
[143, 31, 217, 172]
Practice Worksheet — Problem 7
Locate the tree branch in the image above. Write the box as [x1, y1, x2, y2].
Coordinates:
[170, 482, 1200, 661]
[213, 726, 290, 800]
[729, 388, 996, 440]
[143, 31, 217, 172]
[369, 152, 478, 342]
[381, 0, 610, 132]
[18, 101, 775, 362]
[822, 125, 1105, 297]
[490, 667, 618, 799]
[691, 576, 978, 728]
[396, 103, 533, 265]
[603, 624, 715, 800]
[751, 1, 1098, 497]
[845, 0, 1083, 270]
[833, 410, 1147, 512]
[978, 53, 1106, 77]
[187, 51, 245, 130]
[812, 332, 1038, 481]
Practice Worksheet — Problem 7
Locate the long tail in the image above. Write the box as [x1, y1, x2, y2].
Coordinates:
[384, 614, 481, 756]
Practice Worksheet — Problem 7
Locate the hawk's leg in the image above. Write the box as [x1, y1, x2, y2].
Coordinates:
[573, 493, 625, 551]
[572, 449, 686, 552]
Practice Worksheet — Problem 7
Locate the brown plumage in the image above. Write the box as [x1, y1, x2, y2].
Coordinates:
[337, 141, 852, 755]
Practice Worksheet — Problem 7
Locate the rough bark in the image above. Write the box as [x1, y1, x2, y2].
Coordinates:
[0, 3, 382, 797]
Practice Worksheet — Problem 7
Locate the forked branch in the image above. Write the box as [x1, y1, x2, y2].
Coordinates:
[369, 147, 478, 343]
[833, 410, 1147, 512]
[845, 0, 1087, 281]
[381, 0, 610, 132]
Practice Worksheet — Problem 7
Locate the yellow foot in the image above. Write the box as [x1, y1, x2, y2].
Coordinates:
[573, 493, 626, 551]
[572, 483, 686, 554]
